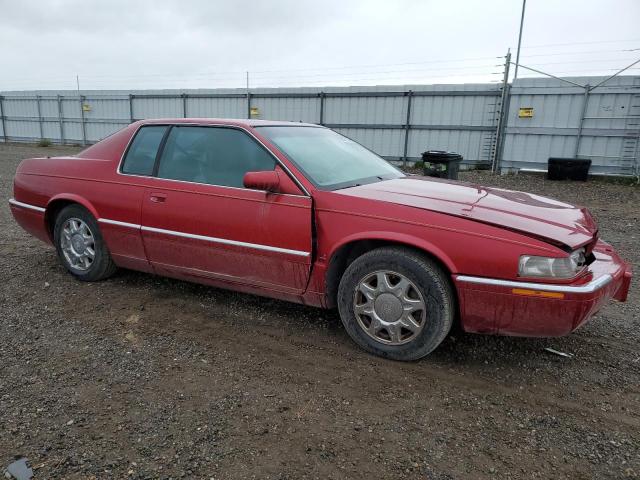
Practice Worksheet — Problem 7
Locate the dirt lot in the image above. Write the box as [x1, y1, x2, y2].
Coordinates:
[1, 143, 638, 480]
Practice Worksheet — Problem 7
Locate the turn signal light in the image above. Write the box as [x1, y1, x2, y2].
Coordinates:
[511, 288, 565, 299]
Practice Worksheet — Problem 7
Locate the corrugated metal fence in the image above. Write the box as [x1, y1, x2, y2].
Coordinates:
[502, 76, 640, 176]
[1, 76, 639, 176]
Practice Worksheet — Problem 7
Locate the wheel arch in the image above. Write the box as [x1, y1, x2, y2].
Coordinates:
[324, 232, 458, 309]
[45, 194, 100, 241]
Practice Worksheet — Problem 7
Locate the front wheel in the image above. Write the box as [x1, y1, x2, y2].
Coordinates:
[337, 247, 454, 361]
[53, 204, 117, 282]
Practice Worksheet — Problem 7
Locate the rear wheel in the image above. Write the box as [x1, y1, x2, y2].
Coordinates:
[337, 247, 454, 361]
[53, 204, 117, 281]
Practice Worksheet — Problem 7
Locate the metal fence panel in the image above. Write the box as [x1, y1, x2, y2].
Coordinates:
[253, 97, 320, 123]
[61, 98, 81, 119]
[5, 119, 39, 141]
[3, 97, 38, 117]
[185, 97, 245, 118]
[42, 121, 59, 140]
[39, 98, 58, 118]
[1, 77, 638, 175]
[133, 96, 183, 119]
[411, 94, 496, 126]
[83, 97, 130, 121]
[500, 76, 640, 175]
[324, 95, 406, 125]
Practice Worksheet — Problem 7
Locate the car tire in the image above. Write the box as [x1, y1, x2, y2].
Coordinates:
[53, 204, 117, 282]
[337, 247, 454, 361]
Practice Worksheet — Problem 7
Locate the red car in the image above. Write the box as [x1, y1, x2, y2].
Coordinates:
[10, 119, 632, 360]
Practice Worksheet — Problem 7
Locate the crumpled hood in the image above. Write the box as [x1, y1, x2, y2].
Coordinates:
[336, 176, 597, 249]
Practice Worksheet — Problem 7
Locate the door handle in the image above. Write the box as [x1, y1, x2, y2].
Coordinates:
[149, 193, 167, 203]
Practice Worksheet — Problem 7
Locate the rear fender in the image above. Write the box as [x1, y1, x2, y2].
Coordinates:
[44, 194, 101, 241]
[47, 193, 100, 220]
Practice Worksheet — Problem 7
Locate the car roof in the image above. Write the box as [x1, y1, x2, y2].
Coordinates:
[137, 118, 322, 128]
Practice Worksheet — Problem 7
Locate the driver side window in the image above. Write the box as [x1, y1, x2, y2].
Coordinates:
[156, 126, 276, 188]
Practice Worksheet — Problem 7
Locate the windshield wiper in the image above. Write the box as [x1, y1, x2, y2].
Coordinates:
[333, 183, 362, 190]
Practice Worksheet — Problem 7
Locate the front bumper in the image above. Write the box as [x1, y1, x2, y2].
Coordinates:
[454, 240, 632, 337]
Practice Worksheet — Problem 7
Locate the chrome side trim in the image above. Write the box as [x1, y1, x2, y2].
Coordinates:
[140, 225, 310, 257]
[98, 218, 141, 229]
[98, 217, 310, 257]
[456, 274, 613, 294]
[9, 198, 46, 213]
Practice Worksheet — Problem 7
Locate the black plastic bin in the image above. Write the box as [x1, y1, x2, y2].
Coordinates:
[547, 157, 591, 181]
[422, 151, 463, 180]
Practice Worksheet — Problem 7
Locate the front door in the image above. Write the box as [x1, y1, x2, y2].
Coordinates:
[140, 125, 312, 294]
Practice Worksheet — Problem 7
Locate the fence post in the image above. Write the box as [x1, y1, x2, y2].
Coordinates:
[79, 94, 87, 146]
[57, 95, 64, 144]
[36, 95, 44, 141]
[574, 85, 590, 158]
[492, 51, 512, 173]
[0, 96, 6, 143]
[247, 91, 252, 119]
[402, 90, 413, 168]
[128, 94, 134, 123]
[182, 93, 188, 118]
[319, 92, 325, 125]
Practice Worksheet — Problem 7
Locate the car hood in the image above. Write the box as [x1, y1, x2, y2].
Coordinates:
[336, 176, 597, 249]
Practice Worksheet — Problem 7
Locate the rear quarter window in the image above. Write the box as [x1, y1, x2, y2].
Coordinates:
[120, 126, 168, 175]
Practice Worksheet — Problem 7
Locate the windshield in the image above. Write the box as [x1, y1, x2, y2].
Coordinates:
[256, 126, 404, 190]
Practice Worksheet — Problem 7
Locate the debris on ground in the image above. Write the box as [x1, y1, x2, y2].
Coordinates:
[543, 347, 575, 358]
[4, 458, 33, 480]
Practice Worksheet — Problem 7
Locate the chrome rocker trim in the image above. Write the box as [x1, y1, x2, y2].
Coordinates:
[456, 274, 613, 294]
[9, 198, 46, 213]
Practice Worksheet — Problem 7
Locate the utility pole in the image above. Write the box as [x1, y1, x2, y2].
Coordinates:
[513, 0, 527, 80]
[246, 71, 251, 119]
[76, 74, 80, 92]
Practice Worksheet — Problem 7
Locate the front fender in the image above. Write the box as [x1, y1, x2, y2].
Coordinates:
[327, 230, 459, 273]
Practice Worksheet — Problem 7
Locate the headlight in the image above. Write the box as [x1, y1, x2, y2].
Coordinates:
[518, 249, 586, 279]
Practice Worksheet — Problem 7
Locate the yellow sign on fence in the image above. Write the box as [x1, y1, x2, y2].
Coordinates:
[518, 107, 534, 118]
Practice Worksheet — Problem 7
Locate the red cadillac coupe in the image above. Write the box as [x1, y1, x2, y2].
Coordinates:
[10, 119, 632, 360]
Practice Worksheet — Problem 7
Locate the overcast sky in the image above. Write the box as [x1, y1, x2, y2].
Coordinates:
[1, 0, 639, 91]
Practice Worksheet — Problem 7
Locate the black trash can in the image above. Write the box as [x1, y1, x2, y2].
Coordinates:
[547, 157, 591, 181]
[422, 151, 463, 180]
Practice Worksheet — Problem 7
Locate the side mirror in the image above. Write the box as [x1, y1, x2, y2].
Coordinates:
[243, 170, 280, 192]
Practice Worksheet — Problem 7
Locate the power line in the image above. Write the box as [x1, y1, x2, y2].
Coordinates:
[248, 56, 502, 75]
[518, 66, 639, 76]
[520, 47, 639, 58]
[527, 57, 639, 66]
[521, 38, 640, 49]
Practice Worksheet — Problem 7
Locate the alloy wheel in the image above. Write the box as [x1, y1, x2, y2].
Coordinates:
[353, 270, 427, 346]
[60, 217, 96, 271]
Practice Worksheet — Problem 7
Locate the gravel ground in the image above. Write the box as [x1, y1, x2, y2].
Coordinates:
[1, 143, 638, 480]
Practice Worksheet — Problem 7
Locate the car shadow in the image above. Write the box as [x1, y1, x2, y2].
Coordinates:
[105, 267, 587, 371]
